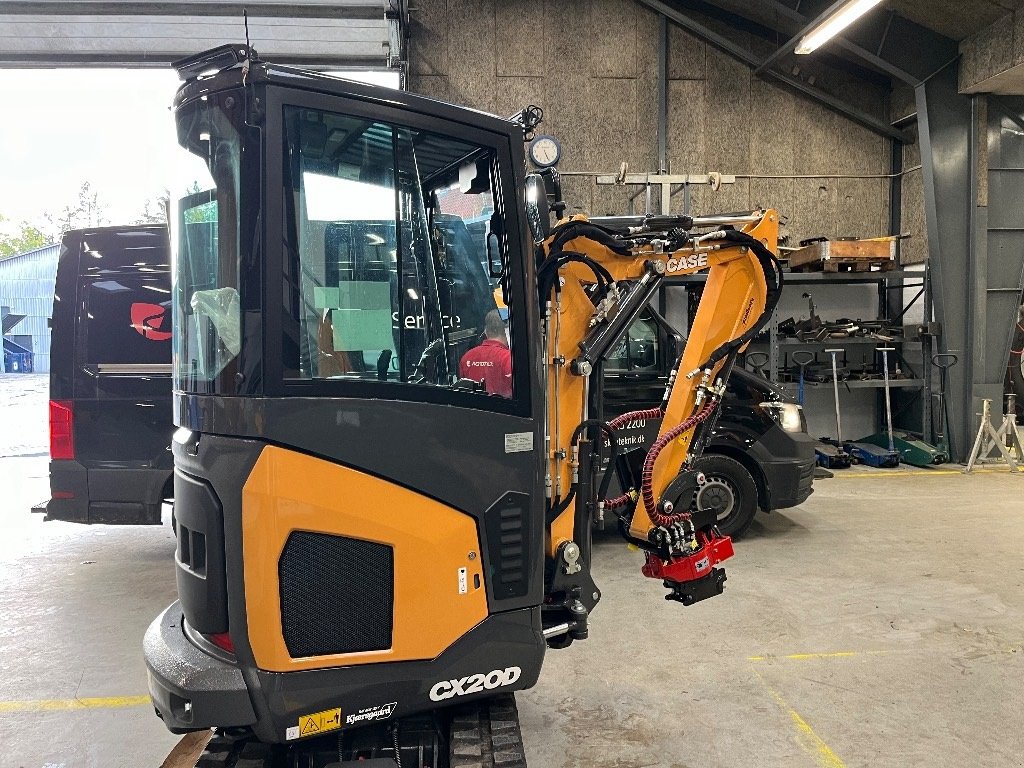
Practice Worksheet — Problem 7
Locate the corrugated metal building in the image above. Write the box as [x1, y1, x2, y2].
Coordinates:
[0, 243, 60, 373]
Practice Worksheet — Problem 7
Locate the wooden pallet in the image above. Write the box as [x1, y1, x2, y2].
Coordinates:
[788, 238, 897, 273]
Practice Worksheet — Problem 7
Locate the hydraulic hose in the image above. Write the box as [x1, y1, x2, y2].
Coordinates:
[547, 220, 634, 258]
[693, 229, 784, 373]
[640, 400, 717, 526]
[537, 251, 613, 309]
[604, 492, 632, 510]
[607, 407, 664, 431]
[571, 419, 621, 511]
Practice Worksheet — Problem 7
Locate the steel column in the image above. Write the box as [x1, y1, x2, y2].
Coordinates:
[978, 97, 1024, 417]
[916, 62, 973, 460]
[658, 13, 668, 178]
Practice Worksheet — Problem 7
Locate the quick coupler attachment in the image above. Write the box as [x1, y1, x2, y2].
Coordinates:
[663, 567, 728, 606]
[641, 529, 734, 606]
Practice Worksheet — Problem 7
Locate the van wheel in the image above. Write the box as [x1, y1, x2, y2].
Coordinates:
[689, 455, 758, 540]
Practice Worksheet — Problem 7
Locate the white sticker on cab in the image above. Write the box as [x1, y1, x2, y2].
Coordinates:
[505, 432, 534, 453]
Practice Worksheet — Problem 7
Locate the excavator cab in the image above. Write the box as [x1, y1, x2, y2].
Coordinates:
[148, 44, 782, 766]
[150, 44, 546, 755]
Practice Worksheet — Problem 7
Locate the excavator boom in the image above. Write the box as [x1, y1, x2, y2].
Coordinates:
[535, 202, 781, 616]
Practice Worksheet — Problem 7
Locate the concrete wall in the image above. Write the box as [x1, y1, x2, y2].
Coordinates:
[408, 0, 892, 247]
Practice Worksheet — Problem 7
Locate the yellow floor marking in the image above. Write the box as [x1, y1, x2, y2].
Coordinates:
[831, 467, 1011, 478]
[749, 649, 890, 662]
[0, 695, 151, 713]
[750, 651, 855, 662]
[753, 669, 847, 768]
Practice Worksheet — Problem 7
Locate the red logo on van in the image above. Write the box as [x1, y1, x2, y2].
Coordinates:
[130, 303, 172, 341]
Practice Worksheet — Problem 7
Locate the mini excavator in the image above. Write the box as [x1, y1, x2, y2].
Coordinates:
[145, 45, 782, 767]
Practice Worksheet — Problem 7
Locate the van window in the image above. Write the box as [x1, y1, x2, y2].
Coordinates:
[82, 279, 172, 366]
[606, 314, 660, 373]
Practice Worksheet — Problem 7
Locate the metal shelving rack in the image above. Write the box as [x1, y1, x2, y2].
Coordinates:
[659, 267, 934, 437]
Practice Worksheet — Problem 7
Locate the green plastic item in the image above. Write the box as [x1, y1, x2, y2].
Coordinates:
[858, 430, 946, 467]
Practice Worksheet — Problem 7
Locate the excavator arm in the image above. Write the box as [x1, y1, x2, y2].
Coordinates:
[536, 204, 783, 628]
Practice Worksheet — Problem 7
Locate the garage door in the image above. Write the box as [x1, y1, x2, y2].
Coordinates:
[0, 1, 400, 67]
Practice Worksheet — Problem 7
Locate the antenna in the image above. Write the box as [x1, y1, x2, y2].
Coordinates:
[243, 8, 252, 52]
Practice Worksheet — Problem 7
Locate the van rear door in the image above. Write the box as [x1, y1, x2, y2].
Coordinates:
[74, 275, 172, 467]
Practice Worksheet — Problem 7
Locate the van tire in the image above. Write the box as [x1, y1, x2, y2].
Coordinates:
[689, 455, 758, 540]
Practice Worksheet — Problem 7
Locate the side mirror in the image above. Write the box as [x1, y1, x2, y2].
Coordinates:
[524, 173, 551, 244]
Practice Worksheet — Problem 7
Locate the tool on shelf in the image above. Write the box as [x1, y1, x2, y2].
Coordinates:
[964, 393, 1024, 473]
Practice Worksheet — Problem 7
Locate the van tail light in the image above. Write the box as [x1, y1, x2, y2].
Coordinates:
[49, 400, 75, 460]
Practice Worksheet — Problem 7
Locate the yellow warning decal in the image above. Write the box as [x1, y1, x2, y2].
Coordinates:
[297, 707, 342, 739]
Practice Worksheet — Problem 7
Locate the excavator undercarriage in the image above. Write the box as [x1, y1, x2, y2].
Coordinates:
[182, 696, 525, 768]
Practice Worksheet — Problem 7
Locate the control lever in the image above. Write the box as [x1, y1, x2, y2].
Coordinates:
[377, 349, 392, 381]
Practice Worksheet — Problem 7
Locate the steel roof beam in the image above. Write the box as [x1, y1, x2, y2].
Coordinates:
[688, 0, 954, 85]
[638, 0, 912, 142]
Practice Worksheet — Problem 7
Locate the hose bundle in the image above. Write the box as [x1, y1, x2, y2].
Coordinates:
[640, 400, 717, 526]
[692, 229, 784, 374]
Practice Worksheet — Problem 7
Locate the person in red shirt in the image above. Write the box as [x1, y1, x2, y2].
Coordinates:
[459, 309, 512, 398]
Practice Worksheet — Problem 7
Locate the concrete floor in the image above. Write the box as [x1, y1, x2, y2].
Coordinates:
[2, 373, 1023, 767]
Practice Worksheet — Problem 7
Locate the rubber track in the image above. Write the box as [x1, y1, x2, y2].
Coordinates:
[450, 695, 527, 768]
[188, 694, 526, 768]
[194, 730, 275, 768]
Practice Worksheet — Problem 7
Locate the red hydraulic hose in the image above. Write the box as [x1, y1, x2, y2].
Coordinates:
[640, 401, 716, 526]
[607, 407, 664, 431]
[604, 492, 632, 509]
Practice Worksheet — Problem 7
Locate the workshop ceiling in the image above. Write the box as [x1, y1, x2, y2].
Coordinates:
[703, 0, 1019, 44]
[890, 0, 1019, 42]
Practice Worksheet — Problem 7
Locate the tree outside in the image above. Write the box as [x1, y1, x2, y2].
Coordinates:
[0, 215, 48, 258]
[43, 181, 110, 238]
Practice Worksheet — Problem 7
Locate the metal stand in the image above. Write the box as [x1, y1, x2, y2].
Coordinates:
[826, 348, 844, 444]
[878, 347, 896, 454]
[964, 395, 1024, 473]
[594, 170, 736, 215]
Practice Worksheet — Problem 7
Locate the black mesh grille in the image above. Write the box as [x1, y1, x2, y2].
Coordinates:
[279, 531, 394, 657]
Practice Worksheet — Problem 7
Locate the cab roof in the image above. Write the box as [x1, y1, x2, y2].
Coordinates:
[172, 44, 520, 140]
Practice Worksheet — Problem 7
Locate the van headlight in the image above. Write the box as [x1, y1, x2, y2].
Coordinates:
[760, 401, 806, 433]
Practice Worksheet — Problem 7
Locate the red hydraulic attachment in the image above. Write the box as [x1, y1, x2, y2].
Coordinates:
[641, 529, 735, 605]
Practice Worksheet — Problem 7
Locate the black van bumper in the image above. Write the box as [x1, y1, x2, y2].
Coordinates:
[748, 429, 817, 511]
[46, 460, 171, 524]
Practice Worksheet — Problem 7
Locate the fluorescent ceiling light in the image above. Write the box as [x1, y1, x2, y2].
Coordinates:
[795, 0, 885, 54]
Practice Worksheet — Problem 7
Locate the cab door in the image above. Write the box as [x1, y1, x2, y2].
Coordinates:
[259, 86, 544, 623]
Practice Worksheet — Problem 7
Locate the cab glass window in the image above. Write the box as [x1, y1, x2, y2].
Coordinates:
[281, 106, 512, 400]
[171, 91, 243, 393]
